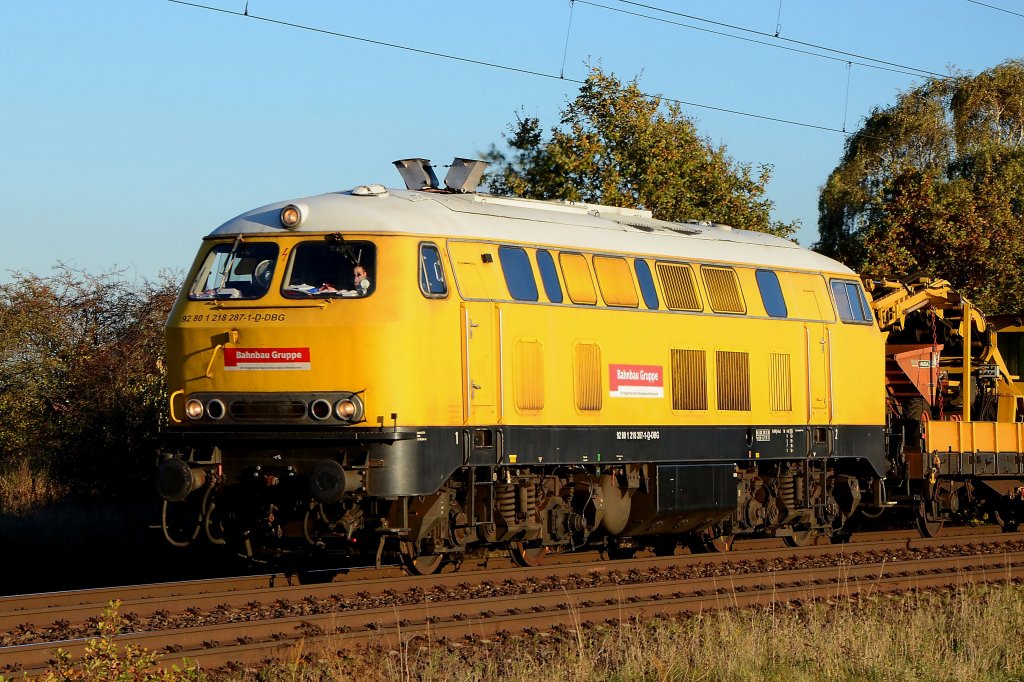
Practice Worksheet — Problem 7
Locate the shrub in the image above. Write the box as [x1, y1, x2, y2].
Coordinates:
[0, 266, 180, 509]
[38, 601, 199, 682]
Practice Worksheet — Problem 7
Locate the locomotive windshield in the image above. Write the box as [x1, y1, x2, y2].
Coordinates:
[282, 238, 376, 298]
[189, 240, 279, 300]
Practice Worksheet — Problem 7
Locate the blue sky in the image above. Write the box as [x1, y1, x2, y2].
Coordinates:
[2, 1, 1021, 282]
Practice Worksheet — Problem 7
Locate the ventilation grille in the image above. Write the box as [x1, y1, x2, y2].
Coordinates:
[702, 266, 745, 313]
[716, 351, 751, 411]
[657, 263, 701, 310]
[770, 352, 792, 412]
[671, 349, 707, 410]
[514, 340, 545, 411]
[574, 343, 603, 411]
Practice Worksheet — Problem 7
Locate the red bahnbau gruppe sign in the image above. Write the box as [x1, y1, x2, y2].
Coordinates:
[224, 347, 311, 371]
[609, 364, 664, 398]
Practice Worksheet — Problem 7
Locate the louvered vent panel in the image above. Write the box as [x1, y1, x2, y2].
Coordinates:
[770, 352, 792, 412]
[514, 340, 545, 411]
[574, 343, 603, 411]
[702, 266, 745, 313]
[716, 351, 751, 411]
[656, 263, 701, 310]
[671, 349, 707, 410]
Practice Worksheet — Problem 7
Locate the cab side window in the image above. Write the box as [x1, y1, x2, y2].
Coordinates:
[419, 243, 448, 297]
[830, 279, 872, 323]
[755, 270, 787, 318]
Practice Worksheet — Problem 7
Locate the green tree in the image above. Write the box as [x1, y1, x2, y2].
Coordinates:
[816, 59, 1024, 312]
[485, 67, 797, 238]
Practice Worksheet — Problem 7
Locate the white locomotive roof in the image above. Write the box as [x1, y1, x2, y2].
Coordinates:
[209, 186, 855, 275]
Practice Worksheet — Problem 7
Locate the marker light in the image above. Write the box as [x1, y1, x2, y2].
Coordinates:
[280, 203, 307, 229]
[206, 398, 226, 420]
[334, 396, 364, 422]
[309, 398, 333, 421]
[185, 398, 204, 420]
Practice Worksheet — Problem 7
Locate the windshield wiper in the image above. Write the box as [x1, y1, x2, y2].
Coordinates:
[215, 235, 244, 292]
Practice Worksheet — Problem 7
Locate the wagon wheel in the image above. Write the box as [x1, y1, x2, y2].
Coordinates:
[782, 527, 817, 547]
[993, 501, 1020, 533]
[399, 541, 446, 576]
[915, 502, 945, 538]
[509, 541, 549, 567]
[994, 508, 1019, 533]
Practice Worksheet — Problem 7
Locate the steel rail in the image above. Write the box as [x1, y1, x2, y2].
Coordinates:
[4, 550, 1021, 675]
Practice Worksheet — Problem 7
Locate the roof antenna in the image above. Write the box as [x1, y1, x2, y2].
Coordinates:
[243, 1, 249, 16]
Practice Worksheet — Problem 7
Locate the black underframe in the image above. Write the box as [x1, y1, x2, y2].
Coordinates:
[164, 423, 887, 497]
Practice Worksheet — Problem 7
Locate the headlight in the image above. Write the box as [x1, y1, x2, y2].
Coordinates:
[206, 398, 225, 420]
[185, 398, 204, 420]
[309, 398, 333, 421]
[334, 396, 363, 422]
[280, 203, 307, 229]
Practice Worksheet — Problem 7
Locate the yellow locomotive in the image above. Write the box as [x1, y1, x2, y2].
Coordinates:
[157, 158, 888, 573]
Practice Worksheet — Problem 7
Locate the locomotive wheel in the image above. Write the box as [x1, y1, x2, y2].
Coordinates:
[606, 540, 637, 560]
[782, 528, 816, 547]
[688, 524, 734, 553]
[509, 542, 549, 567]
[705, 534, 735, 553]
[399, 542, 446, 576]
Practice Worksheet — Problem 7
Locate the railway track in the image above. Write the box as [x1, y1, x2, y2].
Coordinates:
[1, 527, 1019, 675]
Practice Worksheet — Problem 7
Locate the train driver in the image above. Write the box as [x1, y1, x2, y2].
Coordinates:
[353, 265, 370, 295]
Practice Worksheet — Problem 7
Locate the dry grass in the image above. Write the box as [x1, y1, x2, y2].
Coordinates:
[0, 460, 66, 515]
[215, 580, 1024, 682]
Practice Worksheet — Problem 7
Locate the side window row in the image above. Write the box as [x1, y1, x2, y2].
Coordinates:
[427, 240, 872, 325]
[497, 246, 761, 316]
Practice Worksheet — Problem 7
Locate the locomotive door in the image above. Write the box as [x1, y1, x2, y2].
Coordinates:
[804, 323, 831, 422]
[800, 287, 832, 424]
[449, 242, 500, 425]
[461, 302, 497, 424]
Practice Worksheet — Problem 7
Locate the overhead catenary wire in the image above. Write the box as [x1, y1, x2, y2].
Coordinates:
[575, 0, 936, 80]
[965, 0, 1024, 20]
[163, 0, 897, 138]
[604, 0, 951, 80]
